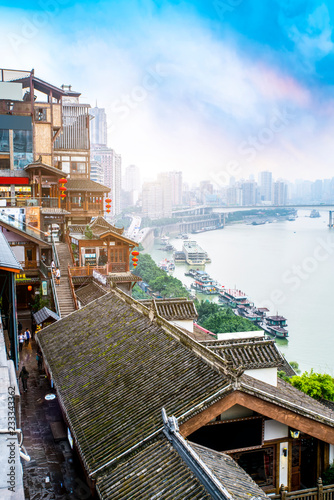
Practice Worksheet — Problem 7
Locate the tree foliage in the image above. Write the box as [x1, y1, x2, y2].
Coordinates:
[196, 300, 261, 334]
[290, 370, 334, 401]
[133, 253, 189, 298]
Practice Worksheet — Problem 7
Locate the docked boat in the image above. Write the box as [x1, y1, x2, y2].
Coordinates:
[219, 288, 253, 308]
[174, 251, 186, 263]
[310, 209, 320, 218]
[160, 235, 169, 245]
[182, 240, 210, 266]
[263, 315, 288, 338]
[158, 259, 175, 272]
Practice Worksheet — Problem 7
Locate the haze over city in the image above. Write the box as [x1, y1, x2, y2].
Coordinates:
[1, 0, 334, 183]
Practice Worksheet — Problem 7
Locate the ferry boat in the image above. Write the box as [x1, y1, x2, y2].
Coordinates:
[174, 251, 186, 263]
[264, 315, 288, 338]
[158, 259, 175, 272]
[182, 240, 210, 266]
[219, 288, 253, 308]
[190, 271, 220, 295]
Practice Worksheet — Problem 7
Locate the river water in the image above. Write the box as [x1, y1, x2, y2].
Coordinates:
[146, 210, 334, 375]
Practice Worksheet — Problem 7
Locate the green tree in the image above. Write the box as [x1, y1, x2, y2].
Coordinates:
[195, 300, 260, 334]
[290, 370, 334, 401]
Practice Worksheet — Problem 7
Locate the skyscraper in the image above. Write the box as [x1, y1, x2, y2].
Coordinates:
[273, 180, 288, 205]
[169, 171, 182, 207]
[91, 144, 121, 216]
[90, 105, 107, 146]
[259, 171, 272, 203]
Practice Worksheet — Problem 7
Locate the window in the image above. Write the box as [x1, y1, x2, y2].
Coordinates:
[35, 108, 47, 121]
[71, 162, 86, 173]
[0, 130, 9, 152]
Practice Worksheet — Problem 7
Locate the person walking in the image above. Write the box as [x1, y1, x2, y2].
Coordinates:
[24, 328, 31, 346]
[19, 366, 29, 392]
[18, 332, 25, 352]
[51, 260, 56, 275]
[36, 349, 43, 371]
[55, 267, 61, 286]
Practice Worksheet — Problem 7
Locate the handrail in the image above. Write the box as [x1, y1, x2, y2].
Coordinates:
[50, 272, 61, 318]
[67, 264, 79, 311]
[51, 236, 59, 268]
[39, 260, 50, 278]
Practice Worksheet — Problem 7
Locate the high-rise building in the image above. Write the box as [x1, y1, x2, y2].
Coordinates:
[89, 105, 107, 146]
[90, 160, 104, 185]
[169, 171, 182, 207]
[91, 145, 121, 216]
[259, 171, 272, 202]
[142, 173, 172, 219]
[241, 181, 257, 206]
[273, 180, 288, 205]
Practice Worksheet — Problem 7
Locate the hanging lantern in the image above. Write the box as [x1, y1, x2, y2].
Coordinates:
[105, 204, 111, 209]
[133, 263, 137, 268]
[132, 257, 138, 263]
[132, 250, 139, 257]
[105, 198, 112, 203]
[59, 177, 67, 199]
[106, 209, 111, 213]
[27, 285, 33, 291]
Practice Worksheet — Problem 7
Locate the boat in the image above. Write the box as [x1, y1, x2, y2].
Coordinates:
[219, 288, 253, 308]
[174, 251, 186, 263]
[182, 240, 210, 266]
[160, 235, 169, 245]
[310, 209, 320, 218]
[263, 315, 288, 338]
[158, 259, 175, 272]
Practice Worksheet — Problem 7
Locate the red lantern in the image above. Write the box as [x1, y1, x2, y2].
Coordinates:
[27, 285, 32, 291]
[59, 186, 67, 192]
[132, 250, 139, 256]
[132, 257, 138, 263]
[105, 198, 112, 203]
[133, 263, 137, 268]
[105, 204, 111, 208]
[106, 209, 111, 213]
[60, 194, 66, 199]
[59, 178, 67, 184]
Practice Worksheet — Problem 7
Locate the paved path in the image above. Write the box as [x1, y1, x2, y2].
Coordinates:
[18, 312, 92, 500]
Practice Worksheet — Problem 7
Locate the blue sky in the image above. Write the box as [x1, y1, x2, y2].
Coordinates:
[1, 0, 334, 183]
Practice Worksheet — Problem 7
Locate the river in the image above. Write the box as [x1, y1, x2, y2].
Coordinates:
[145, 209, 334, 375]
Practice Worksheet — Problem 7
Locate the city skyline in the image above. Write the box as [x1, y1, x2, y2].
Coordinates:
[1, 1, 334, 183]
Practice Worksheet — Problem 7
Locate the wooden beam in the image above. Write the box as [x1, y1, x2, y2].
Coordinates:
[180, 390, 334, 445]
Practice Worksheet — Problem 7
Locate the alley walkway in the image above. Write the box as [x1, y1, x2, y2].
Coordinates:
[18, 311, 92, 500]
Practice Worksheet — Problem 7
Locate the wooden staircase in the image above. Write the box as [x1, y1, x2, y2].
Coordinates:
[55, 242, 76, 318]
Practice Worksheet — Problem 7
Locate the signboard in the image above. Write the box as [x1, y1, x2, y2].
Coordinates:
[42, 281, 48, 296]
[26, 206, 40, 230]
[15, 273, 26, 281]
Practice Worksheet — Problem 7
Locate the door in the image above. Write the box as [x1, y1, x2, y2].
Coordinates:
[291, 441, 301, 490]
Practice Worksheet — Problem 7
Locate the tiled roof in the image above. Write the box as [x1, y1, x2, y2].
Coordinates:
[97, 435, 212, 500]
[240, 374, 334, 426]
[66, 179, 110, 192]
[151, 298, 198, 320]
[191, 442, 268, 500]
[37, 290, 235, 474]
[90, 216, 124, 235]
[75, 282, 107, 306]
[0, 232, 23, 272]
[33, 306, 60, 325]
[200, 336, 285, 370]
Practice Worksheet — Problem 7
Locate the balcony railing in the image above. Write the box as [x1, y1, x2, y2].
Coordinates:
[0, 197, 59, 208]
[269, 479, 334, 500]
[0, 213, 50, 243]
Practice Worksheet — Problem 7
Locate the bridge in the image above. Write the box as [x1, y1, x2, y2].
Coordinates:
[172, 204, 334, 228]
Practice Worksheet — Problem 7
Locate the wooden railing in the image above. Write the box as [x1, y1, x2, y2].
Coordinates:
[270, 479, 334, 500]
[69, 265, 108, 277]
[67, 264, 79, 311]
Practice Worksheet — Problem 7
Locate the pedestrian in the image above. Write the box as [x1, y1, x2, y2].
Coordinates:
[31, 318, 37, 340]
[36, 351, 43, 371]
[24, 328, 31, 346]
[18, 332, 25, 352]
[55, 267, 60, 286]
[19, 366, 29, 392]
[18, 321, 22, 334]
[51, 260, 56, 275]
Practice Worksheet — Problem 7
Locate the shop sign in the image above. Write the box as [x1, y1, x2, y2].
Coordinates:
[42, 280, 48, 296]
[15, 273, 26, 281]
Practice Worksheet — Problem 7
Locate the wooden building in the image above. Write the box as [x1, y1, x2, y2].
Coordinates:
[37, 289, 334, 497]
